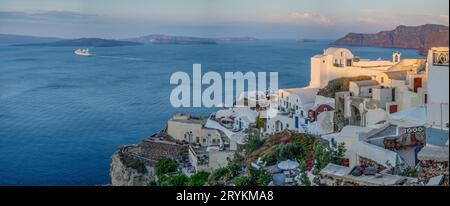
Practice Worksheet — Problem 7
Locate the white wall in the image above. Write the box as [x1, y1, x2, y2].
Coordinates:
[365, 108, 388, 126]
[373, 87, 392, 108]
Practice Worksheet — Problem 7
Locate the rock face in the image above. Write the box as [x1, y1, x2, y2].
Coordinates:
[110, 150, 150, 186]
[334, 24, 449, 55]
[109, 137, 189, 186]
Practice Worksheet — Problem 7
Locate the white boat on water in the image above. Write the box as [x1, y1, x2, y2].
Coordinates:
[74, 48, 91, 56]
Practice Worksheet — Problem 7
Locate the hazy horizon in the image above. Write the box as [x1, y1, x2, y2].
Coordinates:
[0, 0, 448, 39]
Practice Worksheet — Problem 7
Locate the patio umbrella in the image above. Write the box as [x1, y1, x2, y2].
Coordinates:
[277, 160, 299, 170]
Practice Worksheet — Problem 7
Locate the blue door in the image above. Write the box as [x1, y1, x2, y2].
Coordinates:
[295, 116, 299, 128]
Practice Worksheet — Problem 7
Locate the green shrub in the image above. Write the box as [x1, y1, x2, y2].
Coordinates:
[169, 173, 189, 186]
[188, 172, 210, 186]
[276, 143, 300, 161]
[211, 167, 230, 181]
[386, 161, 418, 177]
[228, 162, 242, 178]
[317, 76, 372, 97]
[234, 175, 253, 186]
[155, 159, 177, 177]
[261, 145, 280, 165]
[312, 142, 346, 170]
[245, 134, 264, 154]
[119, 154, 147, 174]
[255, 118, 266, 129]
[249, 167, 272, 186]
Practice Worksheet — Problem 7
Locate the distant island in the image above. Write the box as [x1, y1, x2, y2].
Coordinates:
[297, 38, 317, 43]
[10, 38, 143, 47]
[2, 34, 259, 47]
[0, 34, 62, 45]
[333, 24, 449, 55]
[123, 34, 258, 45]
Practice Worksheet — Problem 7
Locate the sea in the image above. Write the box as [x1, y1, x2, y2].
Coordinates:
[0, 40, 423, 185]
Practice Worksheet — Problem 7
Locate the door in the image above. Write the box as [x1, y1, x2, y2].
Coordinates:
[389, 105, 398, 113]
[413, 77, 422, 93]
[295, 116, 299, 129]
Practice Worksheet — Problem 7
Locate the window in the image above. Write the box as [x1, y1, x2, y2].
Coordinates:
[346, 59, 352, 66]
[392, 88, 396, 101]
[286, 124, 289, 128]
[381, 77, 384, 83]
[369, 88, 372, 93]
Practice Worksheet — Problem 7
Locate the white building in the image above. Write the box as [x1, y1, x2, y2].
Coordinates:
[426, 47, 449, 134]
[420, 47, 449, 150]
[309, 48, 401, 88]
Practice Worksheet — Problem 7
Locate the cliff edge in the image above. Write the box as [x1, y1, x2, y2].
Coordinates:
[333, 24, 449, 55]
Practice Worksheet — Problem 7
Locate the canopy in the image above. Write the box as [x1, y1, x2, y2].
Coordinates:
[277, 160, 299, 170]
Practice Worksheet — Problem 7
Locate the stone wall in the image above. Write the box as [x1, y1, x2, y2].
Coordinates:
[418, 160, 449, 186]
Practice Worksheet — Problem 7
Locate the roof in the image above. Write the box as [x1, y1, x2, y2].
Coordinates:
[417, 145, 449, 161]
[320, 163, 350, 177]
[339, 125, 374, 139]
[350, 80, 379, 87]
[369, 124, 397, 139]
[323, 47, 352, 56]
[388, 106, 426, 127]
[430, 47, 449, 52]
[383, 70, 408, 80]
[320, 164, 407, 186]
[387, 59, 426, 73]
[280, 87, 319, 104]
[170, 114, 207, 125]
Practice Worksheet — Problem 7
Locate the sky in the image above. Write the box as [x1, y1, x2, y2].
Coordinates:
[0, 0, 448, 39]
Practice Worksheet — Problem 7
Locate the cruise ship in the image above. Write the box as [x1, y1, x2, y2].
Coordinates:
[74, 48, 91, 56]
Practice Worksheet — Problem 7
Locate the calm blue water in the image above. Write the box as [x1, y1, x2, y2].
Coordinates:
[0, 40, 423, 185]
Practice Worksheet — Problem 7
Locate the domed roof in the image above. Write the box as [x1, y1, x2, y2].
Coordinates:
[323, 47, 353, 56]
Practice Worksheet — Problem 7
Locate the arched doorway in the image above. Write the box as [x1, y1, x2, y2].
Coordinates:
[350, 105, 361, 126]
[275, 120, 284, 132]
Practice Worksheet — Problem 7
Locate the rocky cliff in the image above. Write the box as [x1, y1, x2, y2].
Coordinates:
[110, 145, 152, 186]
[110, 135, 189, 186]
[334, 24, 449, 55]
